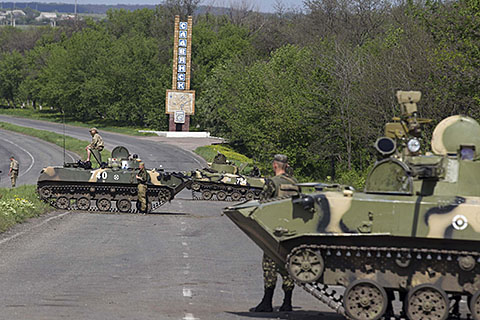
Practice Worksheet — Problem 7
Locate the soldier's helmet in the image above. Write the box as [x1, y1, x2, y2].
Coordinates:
[89, 127, 98, 133]
[431, 115, 480, 158]
[273, 154, 288, 163]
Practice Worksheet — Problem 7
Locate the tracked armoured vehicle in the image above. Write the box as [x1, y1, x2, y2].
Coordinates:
[224, 91, 480, 320]
[187, 152, 265, 201]
[37, 146, 190, 213]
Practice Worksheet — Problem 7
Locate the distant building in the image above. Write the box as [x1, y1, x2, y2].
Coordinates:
[35, 12, 58, 26]
[35, 12, 57, 21]
[0, 10, 25, 26]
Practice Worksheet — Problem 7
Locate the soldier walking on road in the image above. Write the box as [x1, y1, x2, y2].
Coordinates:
[8, 156, 19, 188]
[136, 162, 148, 214]
[253, 154, 299, 313]
[86, 128, 104, 166]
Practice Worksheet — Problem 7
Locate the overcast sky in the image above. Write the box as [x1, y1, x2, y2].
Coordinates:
[8, 0, 306, 13]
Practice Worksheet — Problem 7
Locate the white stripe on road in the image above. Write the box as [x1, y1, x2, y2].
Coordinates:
[183, 288, 192, 297]
[0, 137, 35, 177]
[183, 313, 198, 320]
[0, 211, 70, 246]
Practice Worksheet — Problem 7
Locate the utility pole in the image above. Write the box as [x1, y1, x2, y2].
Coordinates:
[74, 0, 77, 18]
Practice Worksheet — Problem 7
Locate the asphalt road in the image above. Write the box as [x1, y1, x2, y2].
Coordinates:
[0, 129, 78, 188]
[0, 115, 206, 172]
[0, 117, 342, 320]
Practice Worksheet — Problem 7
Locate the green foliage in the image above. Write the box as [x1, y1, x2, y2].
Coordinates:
[197, 44, 335, 179]
[0, 185, 52, 233]
[195, 144, 253, 164]
[0, 50, 25, 106]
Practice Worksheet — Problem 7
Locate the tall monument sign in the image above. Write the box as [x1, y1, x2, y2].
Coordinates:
[166, 15, 195, 132]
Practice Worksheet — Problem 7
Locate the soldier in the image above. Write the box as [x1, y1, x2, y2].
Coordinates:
[136, 162, 148, 214]
[254, 154, 298, 312]
[8, 156, 19, 188]
[85, 128, 104, 165]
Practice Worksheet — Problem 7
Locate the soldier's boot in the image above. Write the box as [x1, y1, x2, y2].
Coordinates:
[279, 289, 293, 312]
[253, 287, 274, 312]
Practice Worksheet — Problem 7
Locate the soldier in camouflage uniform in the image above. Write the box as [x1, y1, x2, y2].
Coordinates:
[8, 156, 19, 188]
[85, 128, 104, 166]
[136, 162, 148, 214]
[254, 154, 298, 313]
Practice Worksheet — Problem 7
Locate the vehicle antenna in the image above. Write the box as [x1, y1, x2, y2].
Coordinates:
[63, 109, 66, 165]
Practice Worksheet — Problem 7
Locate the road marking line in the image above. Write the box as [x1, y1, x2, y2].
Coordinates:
[182, 242, 188, 246]
[183, 288, 192, 297]
[183, 313, 198, 320]
[0, 212, 70, 246]
[0, 137, 35, 177]
[183, 252, 189, 258]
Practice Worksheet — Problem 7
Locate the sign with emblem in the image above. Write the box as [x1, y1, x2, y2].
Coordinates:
[174, 110, 186, 124]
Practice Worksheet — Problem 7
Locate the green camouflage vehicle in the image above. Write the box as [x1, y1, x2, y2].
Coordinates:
[37, 146, 190, 213]
[224, 91, 480, 320]
[187, 152, 265, 201]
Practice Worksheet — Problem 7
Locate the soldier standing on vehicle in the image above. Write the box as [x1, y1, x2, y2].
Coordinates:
[253, 154, 299, 313]
[136, 162, 148, 214]
[85, 128, 104, 165]
[8, 156, 19, 188]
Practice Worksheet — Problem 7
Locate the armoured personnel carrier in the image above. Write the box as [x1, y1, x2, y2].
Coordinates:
[224, 91, 480, 320]
[187, 152, 265, 201]
[37, 146, 190, 213]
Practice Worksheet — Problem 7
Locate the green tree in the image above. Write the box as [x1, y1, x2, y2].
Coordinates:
[0, 51, 25, 107]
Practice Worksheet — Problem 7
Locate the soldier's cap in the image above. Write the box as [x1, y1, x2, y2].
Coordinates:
[89, 127, 98, 133]
[273, 154, 288, 163]
[10, 155, 14, 159]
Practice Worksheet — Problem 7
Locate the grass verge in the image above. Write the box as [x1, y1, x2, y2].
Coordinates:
[0, 121, 111, 158]
[0, 185, 53, 233]
[194, 144, 258, 174]
[0, 108, 156, 136]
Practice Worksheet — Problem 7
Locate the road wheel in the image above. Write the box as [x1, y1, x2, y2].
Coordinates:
[344, 279, 388, 320]
[191, 182, 201, 191]
[470, 291, 480, 320]
[39, 186, 52, 199]
[216, 191, 227, 201]
[245, 191, 255, 201]
[96, 198, 111, 211]
[117, 199, 132, 213]
[231, 192, 242, 201]
[202, 190, 212, 200]
[56, 196, 70, 210]
[406, 284, 449, 320]
[76, 197, 90, 210]
[287, 247, 324, 283]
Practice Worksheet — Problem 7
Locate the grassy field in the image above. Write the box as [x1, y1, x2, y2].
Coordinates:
[0, 108, 156, 136]
[194, 144, 259, 174]
[0, 185, 53, 233]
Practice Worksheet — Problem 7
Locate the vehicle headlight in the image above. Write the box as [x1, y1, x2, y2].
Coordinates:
[407, 138, 421, 153]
